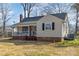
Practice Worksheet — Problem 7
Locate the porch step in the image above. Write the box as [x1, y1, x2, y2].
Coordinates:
[26, 36, 37, 40]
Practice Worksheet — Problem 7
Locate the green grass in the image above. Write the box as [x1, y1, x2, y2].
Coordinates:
[56, 39, 79, 47]
[0, 39, 79, 56]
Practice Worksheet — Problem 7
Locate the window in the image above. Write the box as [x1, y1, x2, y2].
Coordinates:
[22, 27, 28, 31]
[52, 22, 55, 30]
[45, 23, 51, 30]
[42, 23, 45, 31]
[42, 22, 55, 31]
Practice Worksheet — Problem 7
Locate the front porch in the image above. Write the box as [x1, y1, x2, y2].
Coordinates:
[12, 24, 37, 40]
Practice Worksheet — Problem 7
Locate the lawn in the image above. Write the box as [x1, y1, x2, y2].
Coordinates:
[0, 39, 79, 56]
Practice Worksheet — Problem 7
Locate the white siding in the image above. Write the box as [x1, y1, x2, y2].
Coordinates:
[37, 15, 63, 37]
[62, 16, 69, 37]
[62, 23, 66, 37]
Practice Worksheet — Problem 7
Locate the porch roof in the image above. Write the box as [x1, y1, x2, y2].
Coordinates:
[16, 22, 37, 27]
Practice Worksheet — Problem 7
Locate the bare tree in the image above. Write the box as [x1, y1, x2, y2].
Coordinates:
[21, 3, 36, 18]
[71, 3, 79, 36]
[40, 3, 72, 15]
[0, 4, 14, 37]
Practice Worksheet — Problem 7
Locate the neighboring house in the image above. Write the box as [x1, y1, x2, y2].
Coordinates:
[0, 26, 13, 36]
[12, 13, 69, 42]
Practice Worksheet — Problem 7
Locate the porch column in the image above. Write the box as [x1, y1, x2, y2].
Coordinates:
[27, 26, 29, 36]
[28, 26, 31, 36]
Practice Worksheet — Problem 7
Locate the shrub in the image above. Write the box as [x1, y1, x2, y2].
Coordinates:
[56, 39, 79, 47]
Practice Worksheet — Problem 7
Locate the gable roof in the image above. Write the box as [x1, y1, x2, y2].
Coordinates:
[22, 13, 67, 22]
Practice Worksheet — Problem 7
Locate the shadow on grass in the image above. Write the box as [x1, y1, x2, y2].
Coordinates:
[54, 45, 68, 48]
[53, 43, 68, 48]
[0, 39, 51, 45]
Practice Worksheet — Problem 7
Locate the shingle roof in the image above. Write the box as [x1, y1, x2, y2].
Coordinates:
[11, 23, 19, 28]
[22, 16, 43, 22]
[22, 13, 67, 22]
[51, 13, 67, 20]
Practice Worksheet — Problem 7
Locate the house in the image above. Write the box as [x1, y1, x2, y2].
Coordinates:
[0, 26, 13, 36]
[12, 13, 69, 42]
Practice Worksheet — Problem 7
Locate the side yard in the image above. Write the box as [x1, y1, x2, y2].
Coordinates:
[0, 38, 79, 56]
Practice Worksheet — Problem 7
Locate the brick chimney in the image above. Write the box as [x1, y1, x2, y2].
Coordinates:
[20, 14, 23, 22]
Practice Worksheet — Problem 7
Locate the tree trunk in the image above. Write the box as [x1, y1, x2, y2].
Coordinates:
[24, 5, 26, 18]
[27, 11, 30, 18]
[23, 3, 27, 18]
[3, 20, 5, 37]
[75, 9, 78, 37]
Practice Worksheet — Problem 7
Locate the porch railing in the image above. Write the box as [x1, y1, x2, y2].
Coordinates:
[12, 31, 29, 36]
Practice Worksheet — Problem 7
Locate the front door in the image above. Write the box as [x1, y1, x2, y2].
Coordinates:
[29, 26, 36, 36]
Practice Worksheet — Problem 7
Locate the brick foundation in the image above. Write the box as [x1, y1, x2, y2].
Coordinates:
[37, 37, 63, 42]
[12, 36, 63, 42]
[13, 36, 37, 40]
[13, 36, 26, 40]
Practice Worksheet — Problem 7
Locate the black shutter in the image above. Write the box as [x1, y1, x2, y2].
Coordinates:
[42, 23, 44, 31]
[52, 22, 55, 30]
